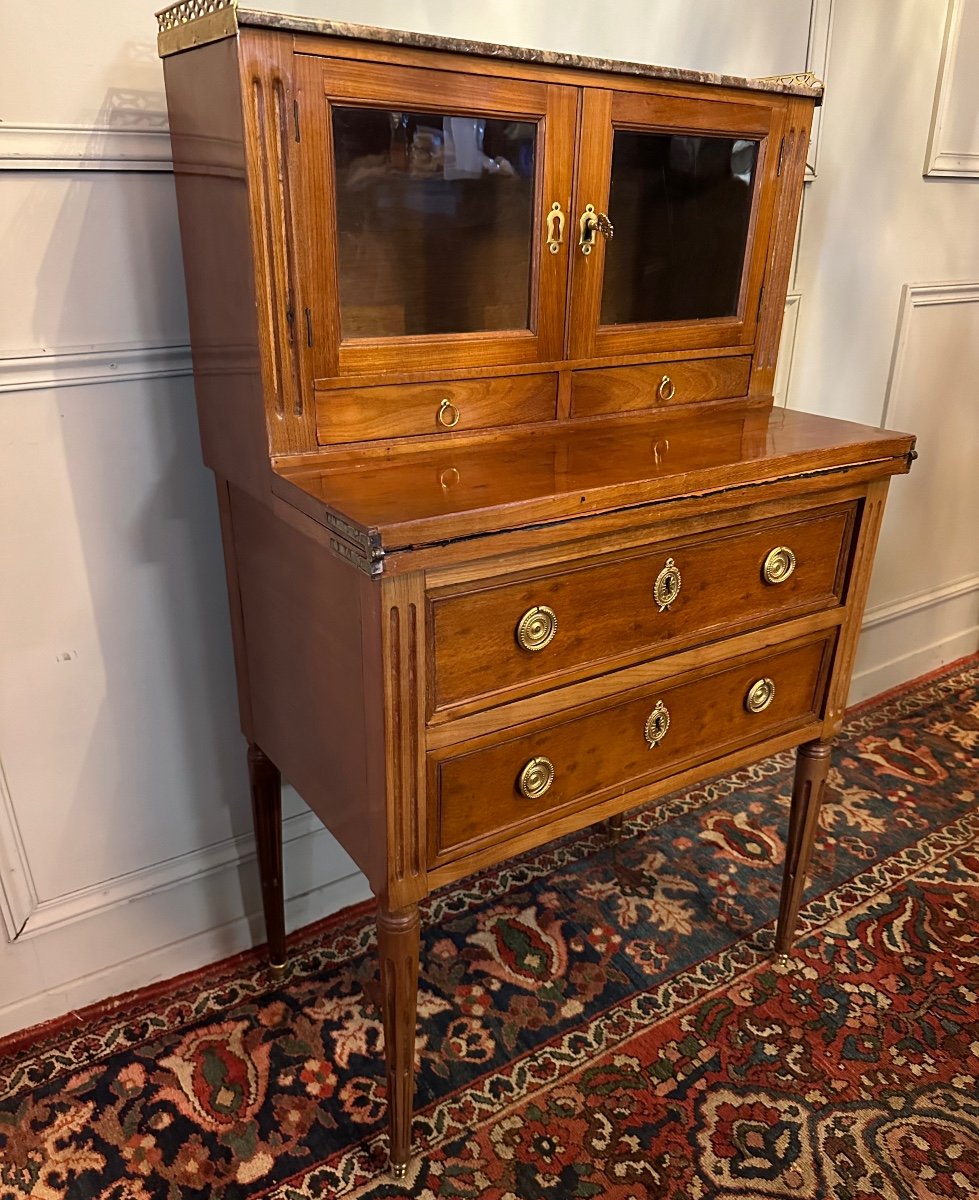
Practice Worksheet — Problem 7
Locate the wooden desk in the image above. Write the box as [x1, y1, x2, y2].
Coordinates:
[159, 6, 914, 1174]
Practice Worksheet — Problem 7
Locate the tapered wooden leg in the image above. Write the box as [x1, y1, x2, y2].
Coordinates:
[377, 903, 421, 1179]
[775, 738, 833, 957]
[248, 743, 286, 973]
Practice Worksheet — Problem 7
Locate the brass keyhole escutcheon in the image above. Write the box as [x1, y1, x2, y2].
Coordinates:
[762, 546, 797, 585]
[516, 605, 558, 652]
[518, 756, 555, 799]
[644, 700, 671, 749]
[437, 398, 461, 428]
[745, 677, 776, 714]
[578, 203, 614, 255]
[653, 558, 681, 612]
[657, 374, 676, 402]
[545, 201, 565, 255]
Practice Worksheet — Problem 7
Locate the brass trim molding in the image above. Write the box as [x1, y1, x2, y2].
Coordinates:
[755, 71, 823, 92]
[157, 0, 240, 57]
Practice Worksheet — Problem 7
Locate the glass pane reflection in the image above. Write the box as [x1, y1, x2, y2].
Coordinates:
[332, 107, 537, 339]
[600, 131, 758, 326]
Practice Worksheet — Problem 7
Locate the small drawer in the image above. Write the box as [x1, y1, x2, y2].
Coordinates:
[430, 502, 856, 715]
[571, 356, 751, 417]
[430, 634, 832, 864]
[315, 373, 557, 445]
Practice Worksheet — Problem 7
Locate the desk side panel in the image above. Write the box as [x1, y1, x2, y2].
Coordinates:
[228, 485, 384, 890]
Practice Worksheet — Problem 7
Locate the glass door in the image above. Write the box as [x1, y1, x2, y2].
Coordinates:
[295, 57, 576, 379]
[568, 88, 785, 360]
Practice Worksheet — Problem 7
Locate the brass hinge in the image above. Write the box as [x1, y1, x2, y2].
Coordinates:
[776, 137, 785, 176]
[293, 99, 301, 143]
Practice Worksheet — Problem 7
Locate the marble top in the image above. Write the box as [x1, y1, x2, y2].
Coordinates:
[230, 7, 823, 101]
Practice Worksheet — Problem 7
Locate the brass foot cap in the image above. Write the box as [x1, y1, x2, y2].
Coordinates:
[775, 952, 792, 965]
[268, 960, 288, 977]
[390, 1160, 409, 1181]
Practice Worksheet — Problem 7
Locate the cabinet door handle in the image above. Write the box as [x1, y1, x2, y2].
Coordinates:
[653, 558, 681, 612]
[745, 677, 776, 713]
[518, 756, 555, 799]
[437, 398, 460, 428]
[578, 204, 614, 255]
[545, 201, 566, 254]
[762, 546, 796, 584]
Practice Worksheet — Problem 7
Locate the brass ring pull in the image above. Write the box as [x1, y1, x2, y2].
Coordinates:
[653, 558, 681, 612]
[644, 700, 670, 749]
[762, 546, 796, 585]
[518, 756, 555, 799]
[437, 398, 460, 428]
[657, 374, 676, 402]
[745, 677, 776, 714]
[516, 605, 558, 652]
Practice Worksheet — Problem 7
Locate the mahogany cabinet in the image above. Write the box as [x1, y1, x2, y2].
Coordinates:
[159, 2, 915, 1176]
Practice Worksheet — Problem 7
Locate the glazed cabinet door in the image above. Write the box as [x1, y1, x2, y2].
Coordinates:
[295, 55, 576, 378]
[567, 87, 785, 360]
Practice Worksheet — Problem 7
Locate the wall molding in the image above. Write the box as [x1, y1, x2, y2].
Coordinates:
[0, 343, 193, 394]
[925, 0, 979, 177]
[862, 571, 979, 631]
[13, 808, 332, 939]
[804, 0, 833, 181]
[881, 281, 979, 427]
[0, 124, 173, 172]
[774, 293, 802, 408]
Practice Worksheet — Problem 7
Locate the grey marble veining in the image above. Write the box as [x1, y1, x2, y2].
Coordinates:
[236, 8, 823, 101]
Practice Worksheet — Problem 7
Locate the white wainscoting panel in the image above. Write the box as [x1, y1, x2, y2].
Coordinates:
[775, 294, 802, 408]
[925, 0, 979, 177]
[851, 282, 979, 697]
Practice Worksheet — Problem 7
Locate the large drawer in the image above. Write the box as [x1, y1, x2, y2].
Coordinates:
[430, 633, 833, 865]
[315, 373, 557, 445]
[571, 355, 751, 417]
[430, 502, 856, 715]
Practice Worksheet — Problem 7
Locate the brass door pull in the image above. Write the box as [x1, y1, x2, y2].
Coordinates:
[657, 374, 676, 402]
[516, 605, 558, 651]
[762, 546, 796, 584]
[578, 204, 614, 255]
[745, 677, 776, 713]
[437, 398, 460, 428]
[545, 201, 566, 255]
[518, 756, 555, 799]
[653, 558, 681, 612]
[644, 700, 670, 748]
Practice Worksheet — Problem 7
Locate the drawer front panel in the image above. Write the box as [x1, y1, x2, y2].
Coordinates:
[571, 356, 751, 417]
[431, 503, 855, 714]
[315, 374, 558, 444]
[432, 634, 832, 863]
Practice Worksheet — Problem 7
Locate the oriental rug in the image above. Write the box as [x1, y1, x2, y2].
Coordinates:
[1, 656, 977, 1199]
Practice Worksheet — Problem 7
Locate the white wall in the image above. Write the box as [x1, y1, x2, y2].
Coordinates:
[0, 0, 975, 1033]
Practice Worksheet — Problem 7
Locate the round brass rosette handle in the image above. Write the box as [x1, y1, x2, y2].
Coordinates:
[437, 397, 461, 428]
[644, 699, 671, 748]
[762, 546, 797, 585]
[516, 605, 558, 652]
[745, 677, 776, 714]
[653, 558, 681, 612]
[518, 756, 555, 800]
[657, 374, 676, 402]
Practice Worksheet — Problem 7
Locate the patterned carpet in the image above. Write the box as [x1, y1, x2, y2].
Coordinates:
[1, 657, 977, 1200]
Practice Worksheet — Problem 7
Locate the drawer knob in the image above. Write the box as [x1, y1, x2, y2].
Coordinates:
[657, 374, 676, 402]
[762, 546, 796, 585]
[644, 699, 671, 748]
[518, 756, 555, 799]
[653, 557, 682, 612]
[745, 677, 776, 713]
[437, 398, 461, 428]
[516, 605, 558, 652]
